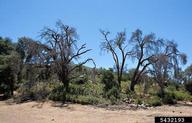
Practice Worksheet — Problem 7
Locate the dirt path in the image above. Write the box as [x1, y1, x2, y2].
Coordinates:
[0, 101, 191, 123]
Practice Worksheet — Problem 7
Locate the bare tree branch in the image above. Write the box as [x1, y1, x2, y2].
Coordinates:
[100, 30, 131, 86]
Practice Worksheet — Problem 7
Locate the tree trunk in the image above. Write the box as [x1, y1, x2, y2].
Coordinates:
[130, 80, 136, 92]
[64, 80, 69, 92]
[8, 80, 14, 96]
[61, 78, 69, 102]
[10, 89, 13, 96]
[62, 77, 69, 93]
[117, 75, 121, 89]
[143, 80, 147, 94]
[129, 61, 141, 92]
[159, 84, 165, 98]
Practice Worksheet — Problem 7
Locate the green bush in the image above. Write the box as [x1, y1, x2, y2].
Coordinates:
[162, 92, 177, 104]
[74, 74, 88, 84]
[0, 66, 15, 98]
[106, 86, 120, 104]
[166, 84, 177, 91]
[16, 81, 52, 102]
[121, 81, 129, 94]
[32, 82, 52, 100]
[74, 95, 100, 104]
[101, 69, 120, 101]
[185, 81, 192, 94]
[101, 69, 118, 92]
[151, 83, 192, 105]
[0, 83, 12, 98]
[168, 82, 180, 91]
[66, 94, 109, 105]
[135, 98, 143, 105]
[69, 82, 103, 97]
[106, 86, 120, 98]
[174, 90, 192, 101]
[15, 82, 33, 102]
[159, 84, 192, 103]
[49, 82, 110, 105]
[48, 85, 66, 101]
[146, 96, 162, 106]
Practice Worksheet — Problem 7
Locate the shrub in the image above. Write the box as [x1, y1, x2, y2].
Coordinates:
[0, 66, 15, 98]
[168, 82, 180, 90]
[101, 69, 120, 100]
[166, 84, 177, 91]
[135, 98, 143, 105]
[16, 81, 52, 102]
[75, 95, 100, 104]
[101, 69, 117, 91]
[74, 74, 89, 84]
[66, 95, 108, 105]
[15, 82, 33, 102]
[106, 86, 120, 104]
[121, 81, 129, 94]
[146, 96, 162, 106]
[69, 82, 103, 97]
[49, 82, 110, 105]
[49, 85, 66, 101]
[162, 92, 177, 104]
[185, 81, 192, 94]
[135, 84, 143, 95]
[31, 82, 52, 100]
[174, 90, 192, 101]
[106, 86, 120, 98]
[68, 83, 85, 95]
[0, 83, 12, 98]
[159, 84, 192, 103]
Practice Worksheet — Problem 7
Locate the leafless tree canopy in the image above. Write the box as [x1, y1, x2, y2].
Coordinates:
[129, 29, 163, 91]
[40, 21, 95, 91]
[150, 40, 187, 96]
[100, 29, 187, 93]
[100, 30, 132, 87]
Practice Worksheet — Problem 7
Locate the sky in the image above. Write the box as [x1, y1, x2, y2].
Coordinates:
[0, 0, 192, 69]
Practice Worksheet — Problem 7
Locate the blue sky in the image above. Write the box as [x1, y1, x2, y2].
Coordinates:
[0, 0, 192, 69]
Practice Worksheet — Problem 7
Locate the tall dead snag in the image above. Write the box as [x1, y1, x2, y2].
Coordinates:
[100, 30, 132, 87]
[129, 29, 162, 92]
[41, 21, 95, 92]
[150, 41, 187, 97]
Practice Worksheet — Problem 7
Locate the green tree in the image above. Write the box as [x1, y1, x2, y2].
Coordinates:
[16, 37, 51, 81]
[184, 65, 192, 94]
[0, 37, 20, 97]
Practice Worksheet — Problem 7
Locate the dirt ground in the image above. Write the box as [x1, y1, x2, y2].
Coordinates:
[0, 100, 191, 123]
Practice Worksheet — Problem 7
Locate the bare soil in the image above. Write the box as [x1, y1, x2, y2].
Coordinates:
[0, 100, 191, 123]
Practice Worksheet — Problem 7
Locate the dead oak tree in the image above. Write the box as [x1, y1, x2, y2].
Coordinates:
[41, 21, 95, 92]
[150, 41, 187, 97]
[129, 29, 162, 92]
[100, 30, 132, 87]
